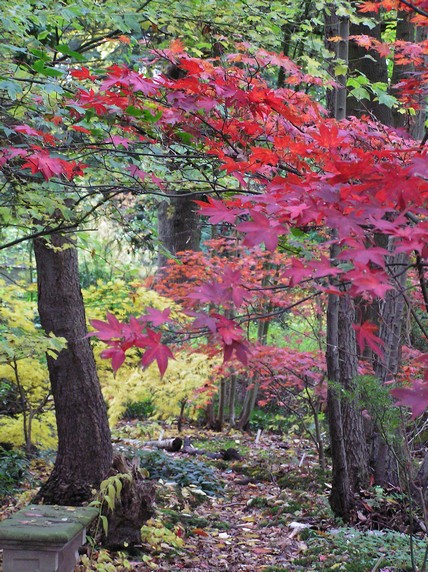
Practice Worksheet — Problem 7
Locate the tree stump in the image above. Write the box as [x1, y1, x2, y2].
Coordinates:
[101, 454, 155, 549]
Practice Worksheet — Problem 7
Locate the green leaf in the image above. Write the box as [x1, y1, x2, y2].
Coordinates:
[176, 131, 193, 145]
[37, 30, 51, 41]
[125, 105, 143, 118]
[0, 80, 22, 100]
[334, 64, 348, 77]
[376, 92, 397, 108]
[100, 515, 109, 535]
[349, 86, 371, 100]
[103, 494, 114, 511]
[33, 60, 64, 77]
[55, 44, 86, 62]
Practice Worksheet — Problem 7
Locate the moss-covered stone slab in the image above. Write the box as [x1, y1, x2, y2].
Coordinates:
[0, 504, 98, 572]
[0, 504, 98, 545]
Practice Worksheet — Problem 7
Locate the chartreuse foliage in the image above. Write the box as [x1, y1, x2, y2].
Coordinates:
[0, 281, 66, 449]
[83, 279, 184, 323]
[100, 353, 218, 426]
[83, 280, 219, 424]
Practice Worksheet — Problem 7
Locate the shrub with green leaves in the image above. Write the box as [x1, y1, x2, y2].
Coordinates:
[0, 281, 66, 450]
[120, 448, 222, 496]
[293, 527, 428, 571]
[0, 447, 30, 497]
[122, 398, 156, 420]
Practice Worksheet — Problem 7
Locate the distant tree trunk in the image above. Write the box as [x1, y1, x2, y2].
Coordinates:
[338, 293, 370, 491]
[325, 12, 364, 521]
[371, 248, 408, 486]
[217, 378, 226, 431]
[347, 13, 393, 124]
[326, 290, 353, 520]
[391, 12, 426, 140]
[228, 373, 237, 426]
[157, 192, 201, 270]
[33, 232, 112, 505]
[204, 399, 216, 429]
[238, 319, 269, 431]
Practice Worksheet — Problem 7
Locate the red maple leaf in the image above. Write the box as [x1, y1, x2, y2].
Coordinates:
[337, 246, 389, 268]
[282, 258, 313, 286]
[22, 150, 66, 180]
[223, 339, 250, 365]
[346, 265, 393, 298]
[70, 67, 96, 80]
[89, 312, 124, 340]
[189, 280, 228, 305]
[353, 321, 384, 356]
[187, 311, 218, 333]
[128, 165, 147, 181]
[142, 307, 172, 327]
[222, 266, 247, 307]
[100, 344, 127, 374]
[105, 135, 131, 149]
[70, 125, 92, 134]
[137, 329, 174, 377]
[195, 196, 238, 224]
[391, 379, 428, 419]
[14, 125, 41, 137]
[237, 211, 285, 251]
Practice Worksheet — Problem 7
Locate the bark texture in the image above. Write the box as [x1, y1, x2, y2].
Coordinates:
[371, 249, 408, 486]
[391, 13, 427, 140]
[157, 193, 201, 270]
[326, 291, 353, 521]
[339, 294, 370, 491]
[33, 232, 112, 505]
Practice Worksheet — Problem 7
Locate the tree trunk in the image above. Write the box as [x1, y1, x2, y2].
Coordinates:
[217, 378, 226, 431]
[338, 293, 370, 491]
[237, 318, 269, 431]
[371, 248, 408, 486]
[324, 12, 366, 520]
[228, 373, 237, 426]
[391, 12, 427, 140]
[33, 232, 112, 505]
[326, 290, 353, 520]
[157, 193, 201, 270]
[102, 454, 155, 550]
[347, 13, 393, 124]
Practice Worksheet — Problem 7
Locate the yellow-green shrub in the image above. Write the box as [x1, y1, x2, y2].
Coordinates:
[84, 280, 218, 425]
[83, 279, 184, 323]
[0, 281, 65, 449]
[0, 411, 57, 449]
[101, 352, 219, 426]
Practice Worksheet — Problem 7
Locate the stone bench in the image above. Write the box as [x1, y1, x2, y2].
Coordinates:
[0, 504, 98, 572]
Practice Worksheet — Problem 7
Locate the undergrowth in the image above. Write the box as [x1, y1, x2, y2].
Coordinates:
[118, 447, 223, 496]
[291, 528, 428, 571]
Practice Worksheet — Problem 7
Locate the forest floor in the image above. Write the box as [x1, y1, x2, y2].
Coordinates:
[1, 423, 427, 571]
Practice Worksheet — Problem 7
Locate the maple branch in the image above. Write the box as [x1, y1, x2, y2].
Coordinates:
[238, 291, 322, 324]
[0, 223, 79, 251]
[398, 0, 428, 17]
[0, 191, 120, 251]
[391, 276, 428, 342]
